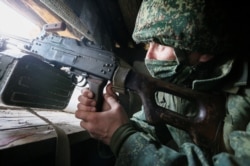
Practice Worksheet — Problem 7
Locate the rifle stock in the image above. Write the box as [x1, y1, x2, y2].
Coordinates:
[123, 69, 226, 152]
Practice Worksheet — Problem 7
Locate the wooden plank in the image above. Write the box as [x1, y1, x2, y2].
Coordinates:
[0, 107, 88, 150]
[0, 108, 81, 129]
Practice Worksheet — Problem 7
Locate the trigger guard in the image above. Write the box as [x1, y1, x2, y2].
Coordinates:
[74, 75, 88, 87]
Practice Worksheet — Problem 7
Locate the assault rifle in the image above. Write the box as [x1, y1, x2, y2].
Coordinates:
[0, 23, 226, 152]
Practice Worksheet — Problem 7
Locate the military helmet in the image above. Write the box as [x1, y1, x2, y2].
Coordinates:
[132, 0, 233, 56]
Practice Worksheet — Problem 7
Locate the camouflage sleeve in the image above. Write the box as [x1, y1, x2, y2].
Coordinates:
[110, 122, 137, 156]
[110, 109, 250, 166]
[110, 123, 250, 166]
[111, 127, 188, 166]
[213, 124, 250, 165]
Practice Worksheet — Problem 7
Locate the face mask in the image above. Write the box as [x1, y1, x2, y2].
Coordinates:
[144, 59, 179, 81]
[145, 59, 198, 86]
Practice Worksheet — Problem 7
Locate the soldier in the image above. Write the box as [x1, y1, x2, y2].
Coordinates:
[75, 0, 250, 165]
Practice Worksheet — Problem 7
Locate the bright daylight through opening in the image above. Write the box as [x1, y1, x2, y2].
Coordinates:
[0, 1, 40, 38]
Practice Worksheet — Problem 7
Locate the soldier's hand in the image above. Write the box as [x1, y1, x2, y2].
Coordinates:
[75, 83, 129, 145]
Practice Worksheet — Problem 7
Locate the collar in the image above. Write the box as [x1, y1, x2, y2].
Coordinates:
[192, 59, 248, 92]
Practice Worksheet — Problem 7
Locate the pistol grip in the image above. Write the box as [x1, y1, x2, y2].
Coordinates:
[87, 77, 107, 111]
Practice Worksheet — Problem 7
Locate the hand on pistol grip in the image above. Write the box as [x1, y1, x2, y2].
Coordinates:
[87, 76, 107, 111]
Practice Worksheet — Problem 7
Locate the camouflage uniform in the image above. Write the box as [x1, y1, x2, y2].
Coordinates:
[109, 0, 250, 165]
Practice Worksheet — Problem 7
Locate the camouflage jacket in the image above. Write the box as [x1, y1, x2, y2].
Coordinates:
[110, 58, 250, 166]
